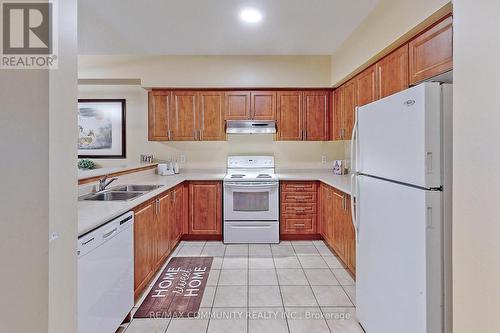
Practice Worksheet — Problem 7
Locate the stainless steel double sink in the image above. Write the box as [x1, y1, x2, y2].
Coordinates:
[79, 184, 164, 201]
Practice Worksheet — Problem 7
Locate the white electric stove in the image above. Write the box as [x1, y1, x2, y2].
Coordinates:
[223, 156, 279, 243]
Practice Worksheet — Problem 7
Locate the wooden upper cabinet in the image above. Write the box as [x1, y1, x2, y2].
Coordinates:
[303, 91, 329, 141]
[197, 91, 225, 141]
[148, 90, 172, 141]
[333, 89, 343, 141]
[277, 91, 303, 141]
[251, 91, 276, 120]
[342, 80, 357, 140]
[356, 65, 378, 106]
[376, 44, 409, 99]
[225, 91, 251, 120]
[189, 182, 222, 235]
[170, 91, 197, 140]
[409, 16, 453, 85]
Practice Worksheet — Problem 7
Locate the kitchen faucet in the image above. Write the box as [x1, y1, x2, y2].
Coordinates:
[98, 175, 118, 192]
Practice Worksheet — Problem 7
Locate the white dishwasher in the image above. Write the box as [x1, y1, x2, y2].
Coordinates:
[78, 211, 134, 333]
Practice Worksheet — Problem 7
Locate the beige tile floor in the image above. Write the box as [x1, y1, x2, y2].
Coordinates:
[118, 240, 363, 333]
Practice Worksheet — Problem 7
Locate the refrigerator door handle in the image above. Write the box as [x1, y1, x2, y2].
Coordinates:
[351, 106, 359, 243]
[351, 107, 359, 173]
[351, 173, 358, 242]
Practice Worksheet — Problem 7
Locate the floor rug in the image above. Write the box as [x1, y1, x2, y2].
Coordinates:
[134, 256, 213, 318]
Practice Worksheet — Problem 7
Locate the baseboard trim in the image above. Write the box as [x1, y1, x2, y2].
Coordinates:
[181, 234, 222, 241]
[279, 234, 323, 240]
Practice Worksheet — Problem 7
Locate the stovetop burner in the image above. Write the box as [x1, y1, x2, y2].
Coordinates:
[224, 156, 277, 182]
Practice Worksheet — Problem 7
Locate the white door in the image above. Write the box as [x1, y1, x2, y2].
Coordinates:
[356, 175, 443, 333]
[356, 82, 442, 188]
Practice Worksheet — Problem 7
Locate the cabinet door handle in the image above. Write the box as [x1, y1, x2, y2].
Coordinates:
[294, 223, 306, 228]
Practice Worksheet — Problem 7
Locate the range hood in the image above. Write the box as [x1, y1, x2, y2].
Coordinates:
[226, 120, 276, 134]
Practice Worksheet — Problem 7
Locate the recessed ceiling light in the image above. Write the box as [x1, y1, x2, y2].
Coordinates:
[239, 8, 263, 23]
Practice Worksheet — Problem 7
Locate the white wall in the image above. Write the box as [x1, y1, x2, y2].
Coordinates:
[79, 55, 332, 88]
[330, 0, 450, 85]
[78, 85, 345, 170]
[0, 1, 77, 332]
[453, 1, 500, 332]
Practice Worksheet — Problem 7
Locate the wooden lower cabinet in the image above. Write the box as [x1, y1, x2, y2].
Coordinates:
[170, 185, 184, 244]
[188, 181, 222, 235]
[319, 184, 356, 277]
[133, 200, 157, 300]
[344, 197, 356, 274]
[156, 192, 171, 267]
[280, 181, 317, 235]
[133, 186, 186, 300]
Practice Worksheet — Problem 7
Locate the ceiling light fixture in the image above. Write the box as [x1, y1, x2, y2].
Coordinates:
[239, 8, 263, 24]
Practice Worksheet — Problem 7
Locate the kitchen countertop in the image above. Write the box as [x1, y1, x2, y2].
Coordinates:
[78, 169, 351, 237]
[276, 170, 352, 195]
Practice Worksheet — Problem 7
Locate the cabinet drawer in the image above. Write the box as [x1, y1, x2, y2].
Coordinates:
[281, 203, 317, 214]
[282, 191, 317, 203]
[281, 216, 316, 234]
[281, 182, 317, 192]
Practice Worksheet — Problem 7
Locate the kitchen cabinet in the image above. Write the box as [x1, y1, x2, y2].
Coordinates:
[332, 80, 356, 141]
[280, 181, 317, 235]
[376, 44, 409, 99]
[225, 91, 251, 120]
[156, 192, 171, 266]
[133, 200, 157, 299]
[149, 90, 225, 141]
[409, 15, 453, 85]
[332, 89, 343, 141]
[170, 185, 184, 245]
[197, 91, 225, 140]
[225, 91, 276, 120]
[251, 91, 276, 120]
[303, 91, 329, 141]
[318, 183, 333, 243]
[331, 189, 346, 258]
[277, 91, 330, 141]
[356, 65, 378, 106]
[344, 196, 356, 274]
[148, 90, 172, 141]
[170, 91, 197, 141]
[342, 80, 356, 140]
[188, 181, 222, 235]
[277, 91, 303, 141]
[319, 184, 356, 277]
[133, 187, 187, 300]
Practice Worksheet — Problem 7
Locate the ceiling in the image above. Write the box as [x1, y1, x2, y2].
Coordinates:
[78, 0, 378, 55]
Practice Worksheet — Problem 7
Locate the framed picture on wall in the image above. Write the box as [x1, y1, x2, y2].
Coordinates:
[77, 99, 126, 158]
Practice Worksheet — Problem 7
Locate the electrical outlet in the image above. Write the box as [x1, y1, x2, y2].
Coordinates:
[179, 155, 186, 163]
[321, 155, 327, 164]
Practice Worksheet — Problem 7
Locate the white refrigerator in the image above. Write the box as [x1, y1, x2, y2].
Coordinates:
[351, 82, 452, 333]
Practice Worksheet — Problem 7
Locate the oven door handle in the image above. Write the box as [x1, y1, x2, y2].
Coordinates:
[230, 224, 274, 228]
